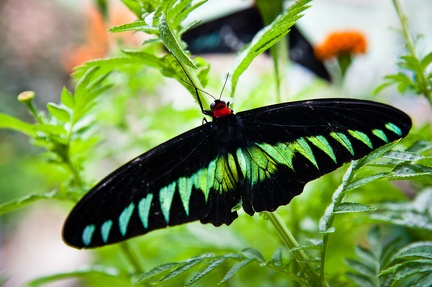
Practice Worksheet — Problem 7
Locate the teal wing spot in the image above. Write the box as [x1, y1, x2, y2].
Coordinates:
[191, 168, 209, 202]
[138, 194, 153, 229]
[119, 202, 135, 236]
[101, 220, 113, 243]
[372, 129, 388, 143]
[236, 148, 248, 178]
[293, 137, 318, 168]
[82, 224, 95, 247]
[331, 132, 354, 155]
[348, 130, 373, 149]
[256, 142, 294, 170]
[159, 182, 176, 223]
[307, 135, 337, 163]
[178, 177, 193, 216]
[385, 122, 402, 136]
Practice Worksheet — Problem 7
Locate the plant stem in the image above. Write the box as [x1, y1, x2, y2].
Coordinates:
[319, 162, 356, 285]
[392, 0, 432, 105]
[266, 211, 323, 285]
[120, 241, 145, 275]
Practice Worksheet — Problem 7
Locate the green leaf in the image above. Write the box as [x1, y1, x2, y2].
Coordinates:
[158, 14, 196, 69]
[395, 242, 432, 260]
[109, 20, 159, 34]
[60, 87, 75, 108]
[241, 248, 265, 263]
[420, 51, 432, 70]
[0, 113, 36, 137]
[345, 173, 389, 191]
[219, 258, 254, 284]
[346, 273, 376, 287]
[47, 103, 70, 122]
[345, 259, 375, 278]
[354, 141, 399, 170]
[26, 267, 130, 287]
[230, 0, 311, 95]
[389, 163, 432, 183]
[333, 202, 375, 214]
[0, 191, 57, 215]
[136, 262, 184, 284]
[155, 253, 215, 284]
[185, 257, 229, 286]
[412, 272, 432, 287]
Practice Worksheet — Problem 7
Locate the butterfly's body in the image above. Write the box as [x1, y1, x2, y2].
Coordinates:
[63, 99, 411, 248]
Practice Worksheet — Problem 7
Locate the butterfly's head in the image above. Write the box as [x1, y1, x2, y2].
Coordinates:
[211, 100, 233, 119]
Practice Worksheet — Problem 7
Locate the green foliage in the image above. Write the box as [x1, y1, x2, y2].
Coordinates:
[374, 0, 432, 105]
[0, 0, 431, 286]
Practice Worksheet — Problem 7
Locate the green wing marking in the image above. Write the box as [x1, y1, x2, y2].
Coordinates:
[372, 129, 388, 143]
[348, 130, 373, 149]
[385, 122, 403, 136]
[82, 224, 95, 247]
[330, 132, 354, 155]
[101, 220, 113, 243]
[138, 194, 153, 229]
[119, 202, 135, 236]
[160, 182, 176, 223]
[307, 135, 337, 163]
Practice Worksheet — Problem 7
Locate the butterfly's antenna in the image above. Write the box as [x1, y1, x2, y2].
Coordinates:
[169, 54, 212, 115]
[219, 73, 229, 100]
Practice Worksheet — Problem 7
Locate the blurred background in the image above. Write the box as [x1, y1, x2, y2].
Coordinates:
[0, 0, 431, 286]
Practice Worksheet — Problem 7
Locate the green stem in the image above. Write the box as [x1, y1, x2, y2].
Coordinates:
[319, 162, 356, 285]
[120, 241, 145, 275]
[266, 211, 323, 285]
[392, 0, 432, 105]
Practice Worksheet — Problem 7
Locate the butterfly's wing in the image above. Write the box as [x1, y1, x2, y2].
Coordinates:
[234, 99, 411, 214]
[183, 7, 330, 80]
[63, 123, 241, 248]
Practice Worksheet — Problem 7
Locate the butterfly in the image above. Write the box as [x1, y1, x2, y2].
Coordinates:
[63, 96, 411, 248]
[182, 7, 331, 81]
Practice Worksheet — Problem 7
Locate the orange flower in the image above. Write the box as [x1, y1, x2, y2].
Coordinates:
[314, 31, 367, 61]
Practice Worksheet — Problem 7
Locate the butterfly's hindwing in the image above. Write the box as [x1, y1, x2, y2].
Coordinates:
[63, 99, 411, 248]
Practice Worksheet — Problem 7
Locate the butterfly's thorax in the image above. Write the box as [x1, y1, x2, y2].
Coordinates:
[211, 112, 250, 154]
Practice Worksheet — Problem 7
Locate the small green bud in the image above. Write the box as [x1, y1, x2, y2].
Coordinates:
[18, 91, 35, 102]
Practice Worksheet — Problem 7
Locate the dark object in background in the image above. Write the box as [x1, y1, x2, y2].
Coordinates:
[182, 7, 330, 81]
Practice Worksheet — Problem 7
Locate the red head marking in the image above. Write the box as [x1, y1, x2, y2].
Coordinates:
[211, 100, 232, 119]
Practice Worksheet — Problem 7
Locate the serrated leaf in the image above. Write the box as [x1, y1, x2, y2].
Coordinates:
[390, 260, 432, 283]
[345, 259, 376, 278]
[346, 272, 376, 287]
[27, 267, 129, 287]
[135, 262, 183, 284]
[334, 202, 375, 214]
[60, 87, 75, 108]
[412, 272, 432, 287]
[0, 191, 57, 215]
[241, 248, 265, 262]
[0, 113, 36, 137]
[47, 103, 70, 122]
[156, 262, 200, 284]
[383, 150, 425, 162]
[109, 20, 159, 34]
[395, 242, 432, 260]
[230, 0, 310, 95]
[354, 141, 399, 170]
[185, 257, 228, 286]
[159, 14, 196, 69]
[389, 163, 432, 183]
[345, 173, 389, 191]
[219, 258, 254, 284]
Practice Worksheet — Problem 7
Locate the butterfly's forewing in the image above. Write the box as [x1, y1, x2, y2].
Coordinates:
[183, 7, 330, 81]
[63, 99, 411, 248]
[63, 123, 241, 248]
[235, 99, 411, 213]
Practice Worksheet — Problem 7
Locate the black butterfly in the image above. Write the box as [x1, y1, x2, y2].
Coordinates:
[63, 97, 411, 248]
[182, 7, 331, 81]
